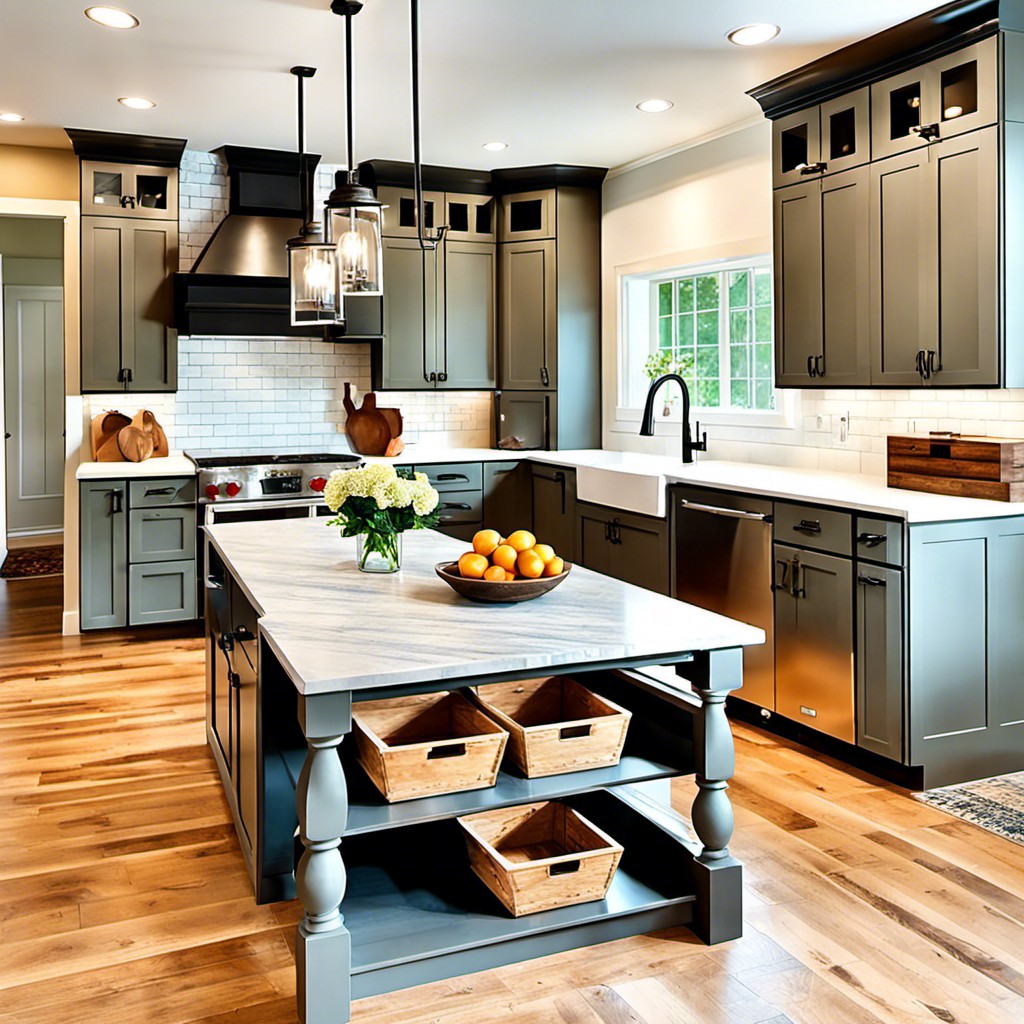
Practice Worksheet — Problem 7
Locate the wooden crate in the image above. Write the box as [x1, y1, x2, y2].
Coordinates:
[352, 692, 508, 803]
[887, 434, 1024, 501]
[459, 801, 623, 917]
[466, 677, 631, 778]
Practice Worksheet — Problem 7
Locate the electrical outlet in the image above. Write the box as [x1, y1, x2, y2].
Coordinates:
[837, 411, 850, 445]
[815, 414, 831, 432]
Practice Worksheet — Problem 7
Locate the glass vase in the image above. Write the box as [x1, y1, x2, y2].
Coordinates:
[355, 530, 402, 574]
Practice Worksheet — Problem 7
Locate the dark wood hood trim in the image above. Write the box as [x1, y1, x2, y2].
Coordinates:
[748, 0, 1005, 120]
[64, 128, 187, 167]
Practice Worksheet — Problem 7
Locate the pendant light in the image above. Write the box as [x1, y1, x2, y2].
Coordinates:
[326, 0, 385, 296]
[409, 0, 447, 254]
[287, 66, 344, 327]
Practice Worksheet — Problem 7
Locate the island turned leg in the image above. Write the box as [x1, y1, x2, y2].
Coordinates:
[685, 649, 744, 945]
[295, 692, 352, 1024]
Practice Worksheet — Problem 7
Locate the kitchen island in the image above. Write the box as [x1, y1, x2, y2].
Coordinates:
[204, 517, 764, 1024]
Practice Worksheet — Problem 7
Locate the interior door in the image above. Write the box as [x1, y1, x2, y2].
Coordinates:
[3, 285, 64, 535]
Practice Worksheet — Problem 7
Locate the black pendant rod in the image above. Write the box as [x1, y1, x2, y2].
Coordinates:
[410, 0, 445, 251]
[290, 65, 316, 232]
[345, 11, 355, 178]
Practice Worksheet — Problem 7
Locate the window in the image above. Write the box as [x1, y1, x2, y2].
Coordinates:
[621, 256, 777, 417]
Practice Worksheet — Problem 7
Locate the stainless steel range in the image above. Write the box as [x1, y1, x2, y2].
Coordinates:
[186, 450, 363, 525]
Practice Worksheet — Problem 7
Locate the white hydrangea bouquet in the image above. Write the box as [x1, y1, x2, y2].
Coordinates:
[323, 463, 440, 573]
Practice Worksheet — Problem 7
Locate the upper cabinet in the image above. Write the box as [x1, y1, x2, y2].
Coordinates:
[67, 130, 186, 394]
[499, 189, 556, 242]
[753, 1, 1021, 390]
[772, 88, 870, 188]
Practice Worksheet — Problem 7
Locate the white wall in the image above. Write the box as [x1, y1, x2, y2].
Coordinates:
[601, 122, 1024, 476]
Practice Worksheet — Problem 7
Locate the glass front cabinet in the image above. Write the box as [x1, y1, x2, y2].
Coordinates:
[80, 160, 178, 220]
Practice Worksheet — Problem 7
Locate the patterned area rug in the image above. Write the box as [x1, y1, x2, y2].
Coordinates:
[0, 546, 63, 579]
[917, 773, 1024, 846]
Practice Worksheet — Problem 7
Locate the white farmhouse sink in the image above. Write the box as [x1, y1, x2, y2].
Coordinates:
[574, 452, 671, 518]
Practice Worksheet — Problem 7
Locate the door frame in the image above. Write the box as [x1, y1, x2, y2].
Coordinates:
[0, 199, 80, 632]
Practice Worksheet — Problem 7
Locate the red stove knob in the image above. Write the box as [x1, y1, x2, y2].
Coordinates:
[225, 481, 241, 497]
[309, 476, 327, 493]
[205, 483, 221, 500]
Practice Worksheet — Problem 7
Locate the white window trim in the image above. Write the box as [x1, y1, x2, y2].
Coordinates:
[612, 251, 799, 435]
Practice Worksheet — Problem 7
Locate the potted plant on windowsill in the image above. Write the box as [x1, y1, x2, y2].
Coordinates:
[323, 464, 440, 573]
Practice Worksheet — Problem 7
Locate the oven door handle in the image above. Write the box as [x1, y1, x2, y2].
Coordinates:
[678, 498, 772, 523]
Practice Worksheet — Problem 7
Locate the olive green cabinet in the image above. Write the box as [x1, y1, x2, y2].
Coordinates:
[499, 239, 556, 390]
[856, 564, 905, 761]
[80, 481, 128, 630]
[577, 503, 669, 595]
[530, 462, 577, 560]
[81, 216, 178, 393]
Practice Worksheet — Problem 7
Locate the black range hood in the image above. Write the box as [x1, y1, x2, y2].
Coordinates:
[174, 145, 382, 339]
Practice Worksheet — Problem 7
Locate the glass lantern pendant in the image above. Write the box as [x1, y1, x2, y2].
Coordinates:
[288, 233, 343, 326]
[326, 175, 384, 296]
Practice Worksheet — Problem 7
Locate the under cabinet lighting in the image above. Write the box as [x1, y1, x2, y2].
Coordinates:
[727, 23, 780, 46]
[482, 141, 508, 151]
[118, 96, 155, 109]
[0, 112, 25, 122]
[85, 6, 139, 29]
[636, 99, 673, 113]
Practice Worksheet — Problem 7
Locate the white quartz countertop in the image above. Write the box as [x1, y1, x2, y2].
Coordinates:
[75, 455, 197, 480]
[364, 446, 530, 466]
[206, 517, 764, 696]
[532, 452, 1024, 524]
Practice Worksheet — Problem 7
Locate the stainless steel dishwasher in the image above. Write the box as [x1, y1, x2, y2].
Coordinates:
[672, 486, 775, 710]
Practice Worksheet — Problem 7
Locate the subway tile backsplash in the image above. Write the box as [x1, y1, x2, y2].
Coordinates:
[84, 150, 493, 454]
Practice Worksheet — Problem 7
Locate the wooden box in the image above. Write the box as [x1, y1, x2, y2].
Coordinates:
[351, 692, 508, 803]
[466, 677, 631, 778]
[887, 434, 1024, 501]
[459, 801, 623, 917]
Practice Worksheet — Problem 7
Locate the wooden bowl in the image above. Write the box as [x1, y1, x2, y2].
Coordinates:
[435, 561, 571, 603]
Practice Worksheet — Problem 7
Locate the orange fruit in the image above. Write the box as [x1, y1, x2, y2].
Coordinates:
[507, 529, 536, 553]
[532, 543, 556, 565]
[504, 570, 516, 581]
[457, 552, 489, 579]
[473, 529, 502, 557]
[517, 549, 545, 579]
[483, 564, 506, 582]
[544, 556, 565, 577]
[491, 544, 518, 572]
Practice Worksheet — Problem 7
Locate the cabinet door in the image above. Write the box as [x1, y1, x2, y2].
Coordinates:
[381, 236, 440, 389]
[128, 558, 197, 625]
[440, 240, 496, 389]
[930, 126, 998, 386]
[578, 507, 617, 579]
[484, 461, 530, 541]
[206, 578, 232, 773]
[820, 166, 871, 384]
[81, 219, 125, 392]
[774, 182, 823, 386]
[500, 239, 556, 389]
[81, 161, 178, 220]
[772, 106, 822, 188]
[128, 506, 196, 563]
[869, 148, 933, 385]
[856, 566, 904, 761]
[80, 481, 127, 630]
[613, 515, 670, 595]
[379, 187, 445, 239]
[499, 190, 556, 242]
[496, 390, 549, 449]
[820, 88, 871, 177]
[445, 193, 496, 242]
[928, 37, 998, 143]
[774, 544, 854, 743]
[531, 463, 577, 561]
[124, 219, 177, 392]
[871, 63, 933, 162]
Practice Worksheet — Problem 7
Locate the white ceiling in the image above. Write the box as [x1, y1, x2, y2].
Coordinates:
[2, 0, 938, 171]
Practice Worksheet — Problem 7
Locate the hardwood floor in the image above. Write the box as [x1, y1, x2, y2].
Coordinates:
[2, 576, 1023, 1024]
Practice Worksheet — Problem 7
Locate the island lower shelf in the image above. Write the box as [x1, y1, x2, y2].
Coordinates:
[343, 788, 699, 999]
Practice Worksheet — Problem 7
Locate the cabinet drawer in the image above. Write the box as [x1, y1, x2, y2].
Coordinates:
[855, 516, 904, 566]
[414, 462, 483, 492]
[775, 502, 851, 556]
[129, 506, 196, 563]
[435, 490, 483, 526]
[128, 559, 197, 625]
[129, 477, 196, 507]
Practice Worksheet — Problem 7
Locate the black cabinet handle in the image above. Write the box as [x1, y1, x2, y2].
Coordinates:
[799, 161, 828, 175]
[110, 489, 124, 514]
[910, 122, 941, 141]
[773, 558, 791, 592]
[806, 355, 817, 378]
[436, 474, 469, 482]
[814, 354, 825, 377]
[927, 350, 938, 377]
[857, 532, 886, 548]
[858, 574, 887, 588]
[540, 366, 550, 387]
[610, 520, 622, 545]
[144, 486, 176, 497]
[793, 519, 822, 535]
[791, 560, 806, 599]
[441, 502, 473, 511]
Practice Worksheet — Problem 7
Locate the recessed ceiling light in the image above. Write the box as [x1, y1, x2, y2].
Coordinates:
[0, 112, 25, 123]
[636, 98, 674, 113]
[727, 23, 781, 46]
[482, 141, 508, 152]
[118, 96, 155, 109]
[85, 6, 139, 29]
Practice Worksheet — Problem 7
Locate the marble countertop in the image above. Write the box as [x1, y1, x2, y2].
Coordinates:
[363, 446, 531, 466]
[206, 517, 765, 696]
[534, 451, 1024, 524]
[75, 455, 196, 480]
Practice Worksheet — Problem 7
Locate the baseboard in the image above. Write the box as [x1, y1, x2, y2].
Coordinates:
[62, 610, 80, 636]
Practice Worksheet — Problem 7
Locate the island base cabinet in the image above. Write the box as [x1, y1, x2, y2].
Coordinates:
[909, 518, 1024, 787]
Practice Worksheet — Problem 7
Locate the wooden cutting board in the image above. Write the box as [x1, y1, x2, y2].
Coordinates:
[887, 434, 1024, 501]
